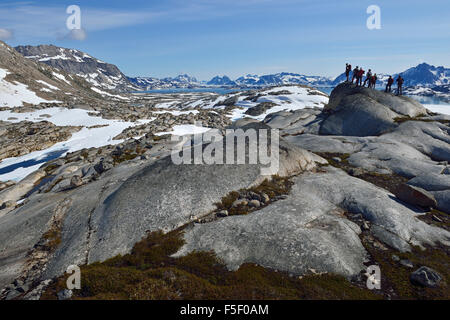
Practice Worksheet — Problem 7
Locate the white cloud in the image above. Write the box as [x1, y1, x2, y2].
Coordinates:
[68, 28, 87, 41]
[0, 28, 13, 40]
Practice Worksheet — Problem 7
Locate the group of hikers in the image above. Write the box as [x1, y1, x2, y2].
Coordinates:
[345, 63, 405, 95]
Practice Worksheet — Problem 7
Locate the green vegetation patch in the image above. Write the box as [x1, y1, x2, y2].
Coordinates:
[393, 116, 449, 125]
[214, 175, 293, 216]
[41, 229, 380, 300]
[362, 238, 450, 300]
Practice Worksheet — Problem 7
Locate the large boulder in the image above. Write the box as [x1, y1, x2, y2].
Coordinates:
[320, 83, 428, 136]
[324, 82, 428, 116]
[395, 183, 437, 209]
[410, 266, 442, 288]
[0, 170, 46, 218]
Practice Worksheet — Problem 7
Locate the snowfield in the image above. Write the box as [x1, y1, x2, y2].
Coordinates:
[424, 104, 450, 115]
[0, 68, 60, 107]
[91, 87, 129, 100]
[235, 86, 328, 120]
[0, 107, 152, 182]
[155, 124, 211, 136]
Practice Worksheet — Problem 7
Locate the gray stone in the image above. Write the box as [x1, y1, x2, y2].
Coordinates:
[245, 102, 277, 116]
[13, 279, 23, 287]
[16, 284, 29, 293]
[400, 259, 414, 268]
[94, 158, 114, 174]
[57, 289, 73, 300]
[0, 200, 15, 210]
[410, 266, 442, 288]
[5, 289, 21, 300]
[395, 183, 437, 208]
[261, 193, 270, 203]
[408, 173, 450, 192]
[70, 175, 83, 188]
[248, 199, 261, 208]
[232, 199, 248, 207]
[217, 210, 229, 218]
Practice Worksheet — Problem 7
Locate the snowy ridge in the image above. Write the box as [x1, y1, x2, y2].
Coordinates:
[0, 67, 60, 107]
[15, 44, 137, 92]
[127, 74, 200, 90]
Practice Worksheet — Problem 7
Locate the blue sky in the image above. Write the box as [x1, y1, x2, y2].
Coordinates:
[0, 0, 449, 80]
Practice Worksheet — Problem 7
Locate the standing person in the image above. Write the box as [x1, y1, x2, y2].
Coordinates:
[396, 75, 404, 95]
[358, 68, 365, 86]
[385, 76, 394, 93]
[352, 66, 359, 83]
[370, 73, 377, 88]
[363, 69, 372, 87]
[345, 63, 352, 82]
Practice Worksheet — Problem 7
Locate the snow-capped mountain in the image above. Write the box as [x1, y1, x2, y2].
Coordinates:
[207, 75, 236, 86]
[0, 41, 109, 107]
[233, 72, 331, 87]
[127, 74, 200, 90]
[15, 45, 137, 92]
[396, 63, 450, 87]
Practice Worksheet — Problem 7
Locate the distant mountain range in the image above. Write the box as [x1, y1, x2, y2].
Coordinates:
[11, 44, 450, 99]
[207, 73, 331, 87]
[127, 74, 199, 90]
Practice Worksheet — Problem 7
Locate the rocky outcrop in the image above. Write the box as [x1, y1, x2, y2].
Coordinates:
[0, 123, 320, 291]
[175, 167, 450, 278]
[245, 102, 278, 116]
[0, 121, 80, 161]
[320, 83, 428, 136]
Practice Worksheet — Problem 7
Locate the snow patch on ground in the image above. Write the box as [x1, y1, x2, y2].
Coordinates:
[91, 87, 129, 100]
[0, 68, 60, 107]
[215, 86, 329, 121]
[0, 107, 153, 181]
[35, 80, 59, 91]
[424, 104, 450, 115]
[155, 124, 210, 136]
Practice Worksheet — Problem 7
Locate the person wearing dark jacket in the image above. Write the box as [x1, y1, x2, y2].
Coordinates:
[396, 75, 404, 95]
[363, 69, 372, 87]
[352, 66, 359, 83]
[345, 63, 352, 82]
[385, 76, 394, 93]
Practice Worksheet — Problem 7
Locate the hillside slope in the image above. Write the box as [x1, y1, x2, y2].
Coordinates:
[0, 41, 106, 107]
[15, 44, 137, 93]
